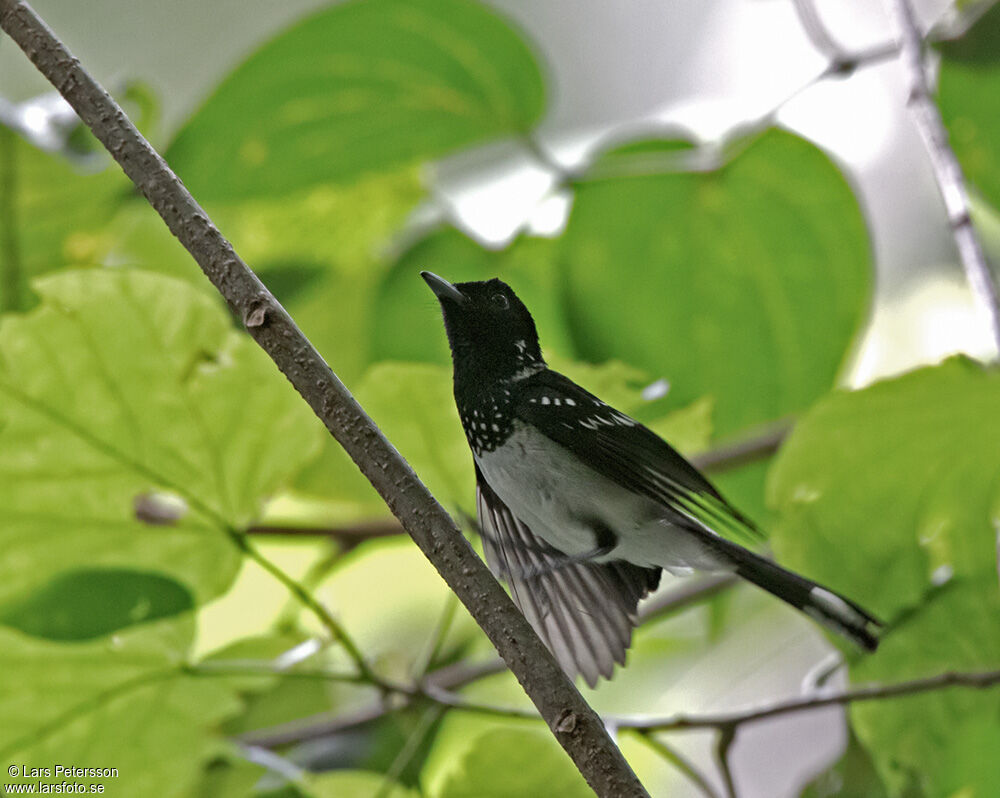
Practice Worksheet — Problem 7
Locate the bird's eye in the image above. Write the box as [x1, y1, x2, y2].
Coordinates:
[491, 293, 509, 310]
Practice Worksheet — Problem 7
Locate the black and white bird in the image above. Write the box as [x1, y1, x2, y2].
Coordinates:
[423, 272, 881, 686]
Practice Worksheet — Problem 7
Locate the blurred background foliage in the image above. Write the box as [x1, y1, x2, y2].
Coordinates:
[1, 0, 999, 796]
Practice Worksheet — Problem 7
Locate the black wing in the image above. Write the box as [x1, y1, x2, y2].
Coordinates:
[476, 467, 660, 687]
[516, 369, 764, 548]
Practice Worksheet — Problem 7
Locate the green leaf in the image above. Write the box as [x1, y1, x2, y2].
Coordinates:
[0, 271, 324, 795]
[166, 0, 546, 201]
[801, 729, 891, 798]
[938, 3, 1000, 208]
[192, 753, 268, 798]
[105, 168, 424, 385]
[852, 578, 1000, 798]
[0, 568, 193, 642]
[0, 132, 127, 311]
[0, 622, 242, 798]
[768, 357, 1000, 610]
[767, 357, 1000, 797]
[305, 770, 420, 798]
[216, 170, 425, 383]
[431, 727, 590, 798]
[0, 269, 321, 608]
[358, 362, 472, 507]
[293, 361, 462, 515]
[203, 632, 317, 696]
[562, 128, 872, 438]
[318, 536, 479, 675]
[207, 634, 338, 735]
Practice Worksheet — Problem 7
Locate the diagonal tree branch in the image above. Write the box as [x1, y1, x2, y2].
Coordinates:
[886, 0, 1000, 357]
[0, 2, 647, 796]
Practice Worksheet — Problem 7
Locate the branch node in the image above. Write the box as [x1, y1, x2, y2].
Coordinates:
[829, 57, 857, 77]
[244, 299, 269, 329]
[554, 709, 579, 734]
[949, 208, 972, 230]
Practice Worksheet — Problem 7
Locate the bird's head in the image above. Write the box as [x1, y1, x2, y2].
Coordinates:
[422, 271, 544, 385]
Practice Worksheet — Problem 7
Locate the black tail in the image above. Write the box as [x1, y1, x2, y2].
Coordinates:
[733, 550, 881, 651]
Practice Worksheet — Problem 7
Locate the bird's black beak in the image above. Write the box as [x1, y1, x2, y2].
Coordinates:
[421, 271, 467, 306]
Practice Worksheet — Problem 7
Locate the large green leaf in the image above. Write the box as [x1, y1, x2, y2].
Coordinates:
[0, 568, 194, 642]
[801, 729, 890, 798]
[767, 357, 1000, 797]
[0, 620, 242, 798]
[851, 578, 1000, 798]
[305, 770, 420, 798]
[166, 0, 545, 201]
[768, 357, 1000, 610]
[0, 271, 324, 796]
[358, 362, 472, 507]
[0, 269, 321, 607]
[290, 362, 463, 516]
[436, 727, 590, 798]
[217, 170, 425, 382]
[106, 168, 425, 384]
[938, 3, 1000, 208]
[562, 129, 872, 438]
[0, 132, 126, 311]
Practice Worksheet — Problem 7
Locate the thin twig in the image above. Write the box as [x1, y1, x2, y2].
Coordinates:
[242, 698, 401, 749]
[620, 668, 1000, 731]
[524, 1, 984, 190]
[411, 593, 460, 680]
[236, 658, 505, 748]
[639, 574, 737, 623]
[714, 726, 738, 798]
[394, 668, 1000, 738]
[243, 576, 739, 749]
[791, 0, 849, 64]
[234, 744, 307, 785]
[335, 668, 1000, 733]
[228, 660, 1000, 796]
[886, 0, 1000, 356]
[0, 4, 647, 795]
[187, 660, 374, 686]
[273, 542, 346, 634]
[689, 419, 791, 474]
[376, 704, 444, 798]
[236, 659, 1000, 748]
[631, 728, 723, 798]
[233, 533, 385, 689]
[247, 518, 404, 541]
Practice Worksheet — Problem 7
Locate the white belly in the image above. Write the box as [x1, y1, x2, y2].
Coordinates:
[475, 422, 728, 573]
